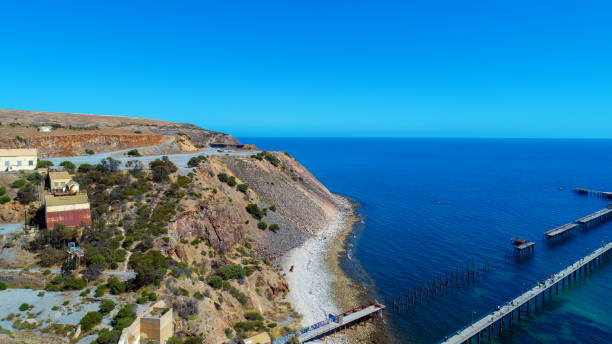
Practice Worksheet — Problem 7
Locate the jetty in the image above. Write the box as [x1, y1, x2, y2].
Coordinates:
[575, 208, 612, 227]
[573, 188, 612, 199]
[440, 241, 612, 344]
[544, 223, 579, 239]
[274, 303, 385, 344]
[544, 207, 612, 240]
[510, 238, 534, 257]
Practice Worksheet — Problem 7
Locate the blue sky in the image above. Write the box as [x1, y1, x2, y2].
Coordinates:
[1, 1, 611, 138]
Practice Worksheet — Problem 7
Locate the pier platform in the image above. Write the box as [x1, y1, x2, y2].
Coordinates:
[544, 223, 578, 239]
[441, 241, 612, 344]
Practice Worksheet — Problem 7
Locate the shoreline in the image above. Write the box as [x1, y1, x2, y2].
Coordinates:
[282, 195, 381, 343]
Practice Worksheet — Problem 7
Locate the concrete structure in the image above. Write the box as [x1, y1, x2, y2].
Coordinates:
[0, 149, 38, 171]
[47, 171, 72, 191]
[45, 193, 91, 228]
[440, 241, 612, 344]
[245, 332, 272, 344]
[118, 301, 173, 344]
[37, 126, 52, 132]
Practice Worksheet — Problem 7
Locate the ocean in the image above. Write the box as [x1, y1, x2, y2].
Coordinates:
[241, 138, 612, 344]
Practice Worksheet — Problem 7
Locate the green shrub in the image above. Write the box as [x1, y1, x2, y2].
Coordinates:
[236, 184, 249, 193]
[149, 156, 177, 183]
[59, 161, 76, 173]
[94, 285, 107, 297]
[257, 221, 267, 230]
[177, 175, 191, 188]
[269, 224, 280, 233]
[136, 296, 148, 304]
[0, 281, 7, 290]
[0, 186, 6, 196]
[0, 195, 10, 204]
[187, 155, 207, 168]
[269, 204, 276, 212]
[62, 277, 87, 290]
[78, 163, 93, 173]
[127, 149, 141, 157]
[106, 277, 126, 294]
[244, 312, 263, 321]
[19, 303, 30, 311]
[11, 179, 25, 188]
[194, 291, 204, 299]
[246, 203, 265, 220]
[79, 311, 102, 331]
[216, 264, 245, 280]
[227, 176, 237, 187]
[36, 160, 53, 168]
[208, 275, 223, 289]
[85, 149, 95, 155]
[217, 173, 229, 183]
[99, 299, 116, 314]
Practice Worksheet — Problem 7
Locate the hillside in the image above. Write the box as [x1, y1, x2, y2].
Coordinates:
[0, 109, 255, 156]
[0, 125, 343, 344]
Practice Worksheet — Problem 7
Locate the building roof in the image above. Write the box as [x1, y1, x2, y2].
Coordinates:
[48, 171, 71, 181]
[244, 332, 271, 344]
[45, 194, 89, 207]
[0, 149, 38, 157]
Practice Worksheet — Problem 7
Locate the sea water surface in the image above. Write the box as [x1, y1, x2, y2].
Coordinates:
[242, 138, 612, 344]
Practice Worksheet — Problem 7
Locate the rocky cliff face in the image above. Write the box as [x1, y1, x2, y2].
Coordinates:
[0, 133, 165, 157]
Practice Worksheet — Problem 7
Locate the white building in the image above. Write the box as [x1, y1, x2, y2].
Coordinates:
[0, 149, 38, 171]
[37, 126, 53, 132]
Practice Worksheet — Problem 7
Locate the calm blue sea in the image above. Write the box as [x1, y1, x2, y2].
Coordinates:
[242, 138, 612, 344]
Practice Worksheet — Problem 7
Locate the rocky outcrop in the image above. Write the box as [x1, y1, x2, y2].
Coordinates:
[0, 203, 25, 223]
[0, 133, 165, 157]
[168, 203, 244, 254]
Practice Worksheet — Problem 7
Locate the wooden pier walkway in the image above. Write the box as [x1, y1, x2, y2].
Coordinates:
[273, 303, 385, 344]
[440, 241, 612, 344]
[544, 207, 612, 240]
[544, 223, 579, 239]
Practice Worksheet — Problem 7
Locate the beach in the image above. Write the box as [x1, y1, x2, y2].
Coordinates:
[282, 195, 356, 343]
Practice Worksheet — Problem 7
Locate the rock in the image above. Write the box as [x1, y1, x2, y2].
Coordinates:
[0, 203, 25, 223]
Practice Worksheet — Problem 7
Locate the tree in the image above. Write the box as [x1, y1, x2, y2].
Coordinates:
[187, 155, 207, 168]
[36, 160, 53, 169]
[86, 254, 107, 280]
[129, 250, 168, 287]
[16, 183, 37, 204]
[257, 221, 267, 230]
[227, 176, 237, 187]
[149, 156, 177, 183]
[78, 163, 93, 173]
[59, 160, 76, 173]
[99, 157, 121, 173]
[125, 160, 143, 174]
[106, 277, 126, 294]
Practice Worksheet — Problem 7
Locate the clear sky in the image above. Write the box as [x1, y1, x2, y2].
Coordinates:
[1, 1, 610, 138]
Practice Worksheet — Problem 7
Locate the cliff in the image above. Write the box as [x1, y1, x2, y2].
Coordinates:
[0, 131, 166, 157]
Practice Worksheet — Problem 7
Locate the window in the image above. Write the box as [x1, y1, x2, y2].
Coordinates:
[4, 161, 8, 167]
[28, 160, 33, 166]
[17, 161, 22, 166]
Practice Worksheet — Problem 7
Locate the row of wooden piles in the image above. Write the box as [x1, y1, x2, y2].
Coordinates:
[386, 259, 490, 313]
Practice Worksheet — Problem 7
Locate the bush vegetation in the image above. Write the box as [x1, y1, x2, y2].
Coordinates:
[79, 311, 102, 332]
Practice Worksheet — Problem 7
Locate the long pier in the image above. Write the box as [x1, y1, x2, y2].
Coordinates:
[441, 241, 612, 344]
[544, 207, 612, 240]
